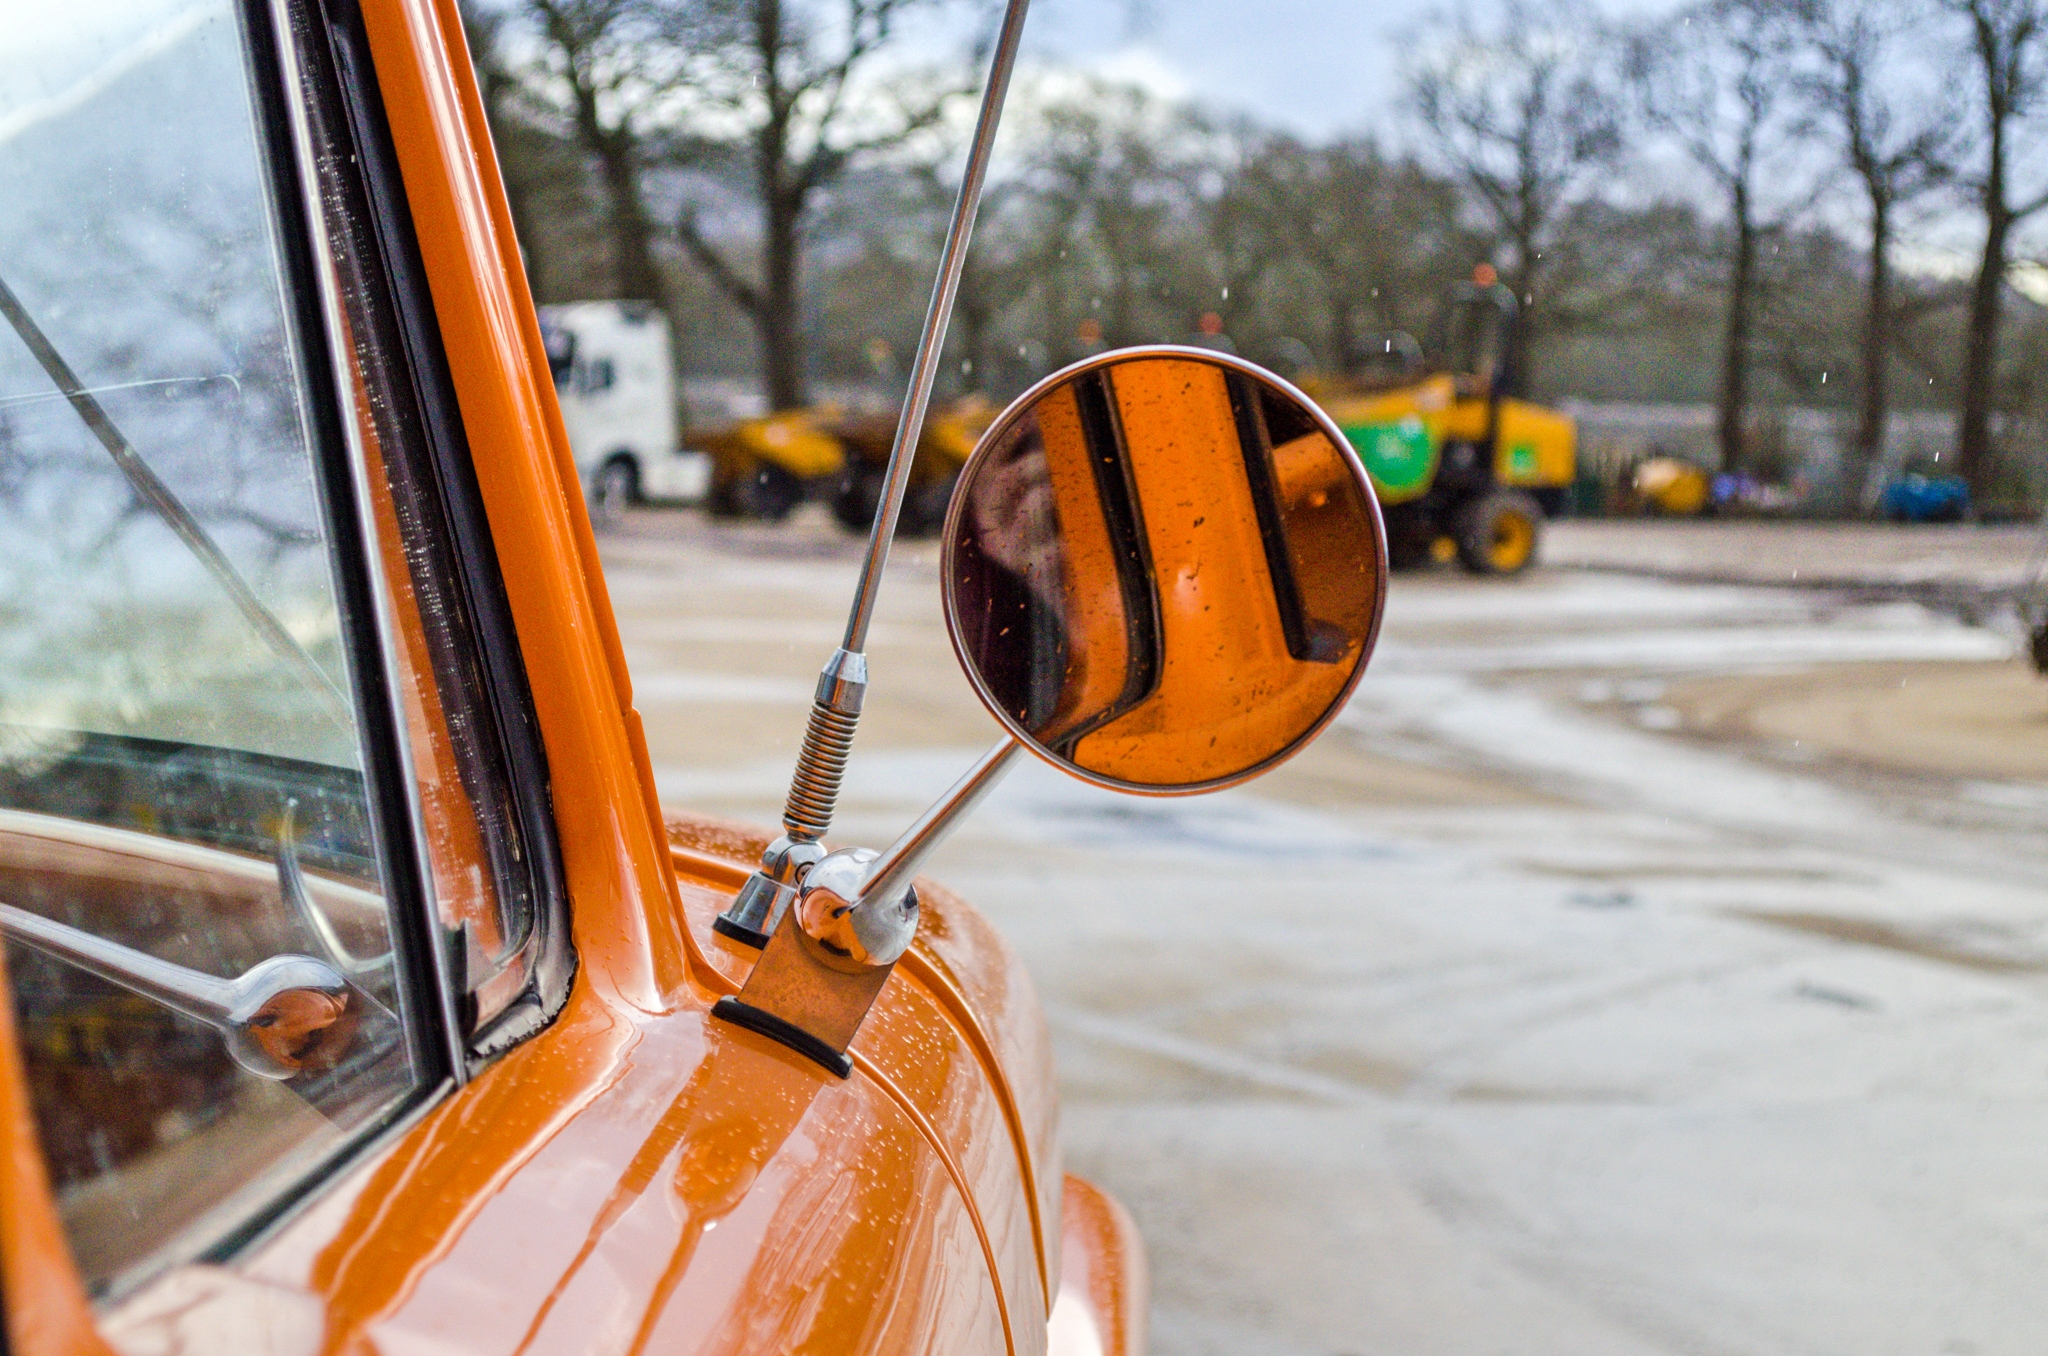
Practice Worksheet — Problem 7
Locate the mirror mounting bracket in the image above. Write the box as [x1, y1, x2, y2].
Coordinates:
[714, 740, 1020, 1075]
[713, 651, 864, 946]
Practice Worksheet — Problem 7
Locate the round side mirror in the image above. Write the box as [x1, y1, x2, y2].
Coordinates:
[942, 346, 1388, 794]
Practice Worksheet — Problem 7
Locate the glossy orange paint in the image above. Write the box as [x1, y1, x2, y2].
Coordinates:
[0, 950, 117, 1356]
[666, 814, 1063, 1332]
[76, 824, 1045, 1353]
[355, 0, 689, 1013]
[1076, 358, 1357, 785]
[8, 0, 1148, 1347]
[1050, 1176, 1148, 1356]
[1033, 382, 1139, 746]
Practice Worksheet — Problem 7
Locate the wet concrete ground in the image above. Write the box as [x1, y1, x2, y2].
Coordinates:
[604, 509, 2048, 1356]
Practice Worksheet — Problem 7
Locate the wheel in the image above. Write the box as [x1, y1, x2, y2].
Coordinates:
[1452, 489, 1542, 575]
[896, 476, 957, 539]
[706, 478, 744, 518]
[590, 456, 638, 525]
[831, 465, 885, 532]
[735, 460, 802, 522]
[1382, 502, 1437, 570]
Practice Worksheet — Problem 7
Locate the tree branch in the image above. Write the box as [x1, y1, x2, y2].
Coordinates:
[676, 209, 763, 316]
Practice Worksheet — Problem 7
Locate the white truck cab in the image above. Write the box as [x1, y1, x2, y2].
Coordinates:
[539, 302, 709, 513]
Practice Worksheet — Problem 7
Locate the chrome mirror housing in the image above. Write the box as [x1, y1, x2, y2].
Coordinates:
[942, 346, 1388, 793]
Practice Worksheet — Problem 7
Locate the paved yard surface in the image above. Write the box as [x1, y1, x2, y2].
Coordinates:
[1545, 518, 2044, 599]
[605, 506, 2048, 1356]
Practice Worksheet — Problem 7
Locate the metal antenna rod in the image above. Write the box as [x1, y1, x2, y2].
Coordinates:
[718, 0, 1032, 947]
[843, 0, 1031, 655]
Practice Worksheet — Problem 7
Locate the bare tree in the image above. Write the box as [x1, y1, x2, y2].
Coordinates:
[522, 0, 670, 306]
[1196, 119, 1290, 346]
[899, 152, 1033, 391]
[661, 0, 966, 409]
[1013, 83, 1203, 356]
[1247, 137, 1466, 375]
[1408, 0, 1620, 388]
[1799, 0, 1950, 493]
[1939, 0, 2048, 488]
[1633, 0, 1813, 473]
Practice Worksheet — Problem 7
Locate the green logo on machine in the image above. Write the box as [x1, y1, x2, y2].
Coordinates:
[1507, 443, 1538, 477]
[1346, 415, 1436, 501]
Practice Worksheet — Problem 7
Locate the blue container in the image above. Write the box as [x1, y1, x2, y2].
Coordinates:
[1880, 474, 1970, 523]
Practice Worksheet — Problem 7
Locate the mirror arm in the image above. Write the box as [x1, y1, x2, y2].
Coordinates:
[852, 738, 1021, 919]
[713, 738, 1023, 1077]
[716, 0, 1032, 949]
[0, 903, 235, 1030]
[0, 902, 382, 1081]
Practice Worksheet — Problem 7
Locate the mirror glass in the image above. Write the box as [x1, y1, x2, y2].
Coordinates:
[943, 348, 1387, 792]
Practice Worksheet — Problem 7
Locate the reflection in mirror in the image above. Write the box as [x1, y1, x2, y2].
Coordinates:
[945, 348, 1386, 792]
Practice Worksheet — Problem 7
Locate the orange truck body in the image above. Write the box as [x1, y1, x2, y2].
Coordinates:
[0, 0, 1145, 1351]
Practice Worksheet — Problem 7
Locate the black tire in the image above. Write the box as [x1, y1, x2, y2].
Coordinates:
[897, 476, 957, 539]
[831, 465, 886, 532]
[590, 456, 638, 525]
[830, 468, 954, 537]
[1452, 488, 1542, 576]
[1383, 502, 1437, 570]
[735, 460, 803, 522]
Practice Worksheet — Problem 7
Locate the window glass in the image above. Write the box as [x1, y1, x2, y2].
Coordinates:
[0, 0, 423, 1295]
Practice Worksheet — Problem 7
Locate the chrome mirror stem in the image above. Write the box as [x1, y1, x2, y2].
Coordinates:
[718, 0, 1033, 947]
[853, 737, 1020, 918]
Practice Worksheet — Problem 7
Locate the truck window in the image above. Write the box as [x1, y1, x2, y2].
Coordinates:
[0, 0, 434, 1298]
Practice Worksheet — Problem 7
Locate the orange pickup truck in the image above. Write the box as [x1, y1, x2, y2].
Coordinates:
[0, 0, 1386, 1351]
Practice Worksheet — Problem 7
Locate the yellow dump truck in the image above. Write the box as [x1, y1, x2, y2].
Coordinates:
[702, 407, 849, 520]
[827, 396, 996, 537]
[700, 397, 994, 533]
[1317, 270, 1576, 574]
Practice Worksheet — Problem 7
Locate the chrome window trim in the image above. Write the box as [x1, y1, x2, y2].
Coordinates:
[260, 0, 471, 1085]
[278, 0, 574, 1063]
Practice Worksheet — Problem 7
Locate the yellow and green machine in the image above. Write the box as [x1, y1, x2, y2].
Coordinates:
[701, 273, 1575, 570]
[1318, 272, 1576, 574]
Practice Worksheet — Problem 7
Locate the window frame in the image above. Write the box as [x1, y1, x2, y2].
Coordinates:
[103, 0, 473, 1276]
[89, 0, 579, 1276]
[263, 0, 574, 1065]
[0, 0, 577, 1298]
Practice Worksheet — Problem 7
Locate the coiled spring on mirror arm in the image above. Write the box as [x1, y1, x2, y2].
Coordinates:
[712, 650, 869, 947]
[783, 700, 859, 840]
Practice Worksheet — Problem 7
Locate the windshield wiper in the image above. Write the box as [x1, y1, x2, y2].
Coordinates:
[0, 269, 351, 725]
